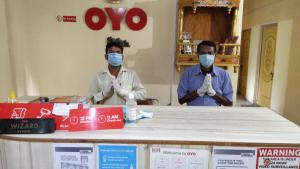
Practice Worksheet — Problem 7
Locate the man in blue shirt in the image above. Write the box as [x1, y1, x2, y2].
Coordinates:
[177, 40, 233, 106]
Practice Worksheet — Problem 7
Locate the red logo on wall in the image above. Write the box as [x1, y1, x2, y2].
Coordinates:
[85, 7, 147, 31]
[56, 6, 147, 31]
[57, 15, 77, 22]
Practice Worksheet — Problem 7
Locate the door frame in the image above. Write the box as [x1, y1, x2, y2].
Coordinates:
[254, 23, 278, 106]
[238, 29, 251, 98]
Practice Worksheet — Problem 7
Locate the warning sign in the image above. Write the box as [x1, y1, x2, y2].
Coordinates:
[257, 148, 300, 169]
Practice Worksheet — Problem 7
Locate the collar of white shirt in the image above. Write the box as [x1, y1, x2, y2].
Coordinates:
[105, 66, 128, 78]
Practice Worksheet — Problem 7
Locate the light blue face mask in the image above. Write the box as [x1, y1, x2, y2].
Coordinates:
[199, 54, 215, 68]
[107, 53, 123, 66]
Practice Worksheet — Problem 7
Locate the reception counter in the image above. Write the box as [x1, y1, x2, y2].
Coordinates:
[1, 106, 300, 169]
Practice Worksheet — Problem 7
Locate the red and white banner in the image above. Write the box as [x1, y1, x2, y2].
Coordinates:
[68, 107, 124, 131]
[0, 103, 81, 130]
[0, 103, 124, 131]
[0, 103, 55, 119]
[257, 148, 300, 169]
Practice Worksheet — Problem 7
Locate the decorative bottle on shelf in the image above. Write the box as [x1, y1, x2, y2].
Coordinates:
[125, 92, 137, 123]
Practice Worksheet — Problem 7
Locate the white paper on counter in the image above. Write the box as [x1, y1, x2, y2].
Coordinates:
[53, 143, 95, 169]
[212, 146, 257, 169]
[150, 147, 210, 169]
[52, 103, 79, 116]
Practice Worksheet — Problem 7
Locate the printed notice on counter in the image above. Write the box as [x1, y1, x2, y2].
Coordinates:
[53, 143, 95, 169]
[150, 147, 210, 169]
[98, 144, 137, 169]
[52, 103, 79, 116]
[212, 146, 257, 169]
[257, 148, 300, 169]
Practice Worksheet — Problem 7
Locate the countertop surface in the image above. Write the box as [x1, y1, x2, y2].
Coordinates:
[1, 106, 300, 146]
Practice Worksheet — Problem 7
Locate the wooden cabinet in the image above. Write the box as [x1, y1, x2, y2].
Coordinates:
[176, 0, 241, 72]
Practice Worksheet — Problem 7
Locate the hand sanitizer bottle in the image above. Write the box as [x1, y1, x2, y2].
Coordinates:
[126, 92, 137, 123]
[8, 90, 17, 103]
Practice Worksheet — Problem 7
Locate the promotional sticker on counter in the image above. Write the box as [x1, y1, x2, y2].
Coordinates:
[257, 148, 300, 169]
[53, 143, 95, 169]
[150, 147, 210, 169]
[212, 146, 257, 169]
[98, 144, 137, 169]
[0, 103, 54, 119]
[0, 103, 83, 130]
[68, 107, 124, 131]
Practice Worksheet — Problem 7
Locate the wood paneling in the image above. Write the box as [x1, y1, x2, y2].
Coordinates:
[238, 29, 251, 96]
[183, 7, 234, 43]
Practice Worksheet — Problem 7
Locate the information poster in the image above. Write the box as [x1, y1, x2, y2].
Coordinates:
[257, 148, 300, 169]
[53, 143, 95, 169]
[150, 147, 210, 169]
[98, 144, 137, 169]
[212, 146, 257, 169]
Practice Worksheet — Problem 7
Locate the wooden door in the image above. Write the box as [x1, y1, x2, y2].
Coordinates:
[238, 29, 251, 97]
[257, 24, 277, 107]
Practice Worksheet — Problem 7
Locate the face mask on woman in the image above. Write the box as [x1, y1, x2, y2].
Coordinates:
[199, 54, 215, 68]
[107, 53, 123, 66]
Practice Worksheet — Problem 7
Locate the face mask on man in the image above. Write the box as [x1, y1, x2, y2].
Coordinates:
[107, 53, 123, 66]
[199, 54, 215, 68]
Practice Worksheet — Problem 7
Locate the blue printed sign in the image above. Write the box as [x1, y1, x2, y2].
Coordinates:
[98, 144, 137, 169]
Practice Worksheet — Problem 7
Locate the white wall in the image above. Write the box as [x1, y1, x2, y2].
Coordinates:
[270, 20, 293, 115]
[243, 0, 298, 121]
[245, 26, 261, 102]
[4, 0, 177, 105]
[2, 0, 243, 106]
[0, 0, 13, 102]
[245, 21, 293, 114]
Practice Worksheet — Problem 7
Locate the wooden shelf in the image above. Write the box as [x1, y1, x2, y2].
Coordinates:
[178, 0, 240, 8]
[176, 0, 241, 73]
[176, 61, 239, 72]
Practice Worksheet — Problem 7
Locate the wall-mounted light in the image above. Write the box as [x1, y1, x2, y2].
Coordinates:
[106, 0, 123, 4]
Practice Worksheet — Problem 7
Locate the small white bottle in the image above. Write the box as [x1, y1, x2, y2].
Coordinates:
[126, 92, 137, 123]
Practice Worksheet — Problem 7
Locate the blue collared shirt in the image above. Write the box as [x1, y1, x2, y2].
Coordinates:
[177, 65, 233, 106]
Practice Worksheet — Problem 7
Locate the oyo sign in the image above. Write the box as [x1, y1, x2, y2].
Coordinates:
[85, 7, 147, 31]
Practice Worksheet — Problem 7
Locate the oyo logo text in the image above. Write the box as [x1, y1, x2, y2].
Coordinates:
[85, 7, 147, 31]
